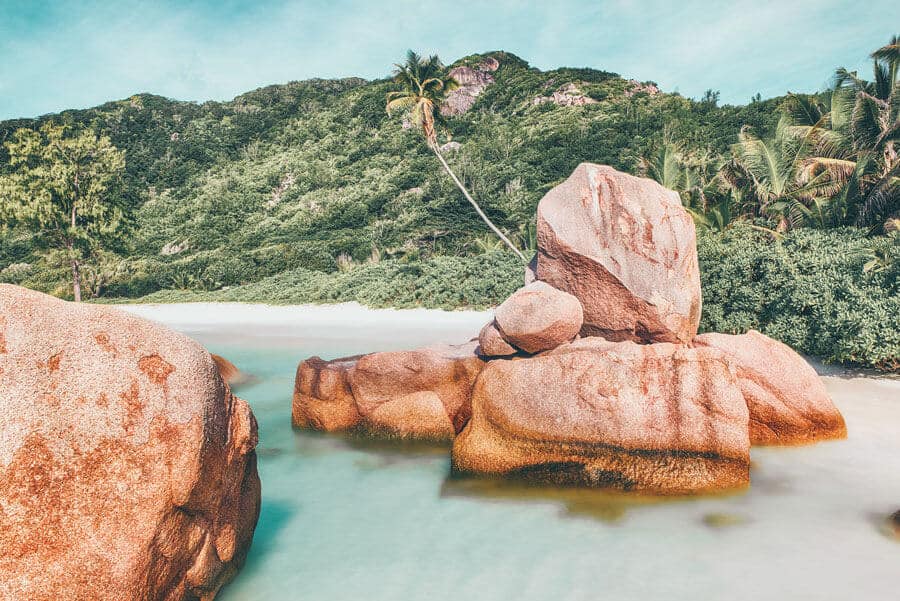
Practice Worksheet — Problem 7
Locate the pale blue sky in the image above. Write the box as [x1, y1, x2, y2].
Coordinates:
[1, 0, 897, 120]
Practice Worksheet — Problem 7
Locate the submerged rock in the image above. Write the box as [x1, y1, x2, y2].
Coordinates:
[212, 353, 251, 387]
[0, 284, 260, 601]
[293, 342, 484, 440]
[535, 163, 702, 344]
[493, 281, 583, 354]
[695, 330, 847, 445]
[452, 338, 750, 494]
[890, 510, 900, 539]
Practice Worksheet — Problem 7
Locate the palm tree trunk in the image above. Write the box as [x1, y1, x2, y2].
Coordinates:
[71, 257, 82, 302]
[430, 145, 526, 262]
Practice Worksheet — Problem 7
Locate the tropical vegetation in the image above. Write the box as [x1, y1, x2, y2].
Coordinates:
[0, 123, 126, 301]
[1, 38, 897, 369]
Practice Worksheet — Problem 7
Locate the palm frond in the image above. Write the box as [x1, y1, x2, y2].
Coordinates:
[783, 93, 826, 126]
[851, 92, 887, 150]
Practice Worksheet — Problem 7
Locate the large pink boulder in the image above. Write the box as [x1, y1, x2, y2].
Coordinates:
[293, 342, 485, 440]
[694, 330, 847, 445]
[535, 163, 702, 344]
[493, 281, 583, 354]
[0, 285, 260, 601]
[452, 337, 750, 493]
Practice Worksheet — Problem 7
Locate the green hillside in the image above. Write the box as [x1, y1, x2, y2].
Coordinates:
[1, 50, 897, 369]
[0, 51, 782, 290]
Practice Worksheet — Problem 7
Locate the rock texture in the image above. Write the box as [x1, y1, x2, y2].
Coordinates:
[0, 284, 260, 601]
[452, 338, 750, 494]
[293, 342, 484, 440]
[293, 354, 362, 432]
[533, 82, 599, 107]
[694, 330, 847, 445]
[291, 162, 847, 495]
[493, 281, 583, 353]
[535, 163, 702, 344]
[441, 59, 499, 116]
[477, 321, 518, 357]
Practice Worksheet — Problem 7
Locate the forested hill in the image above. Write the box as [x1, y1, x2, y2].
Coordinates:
[0, 51, 782, 293]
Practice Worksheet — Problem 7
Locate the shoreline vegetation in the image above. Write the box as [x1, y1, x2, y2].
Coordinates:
[2, 39, 899, 371]
[102, 224, 899, 372]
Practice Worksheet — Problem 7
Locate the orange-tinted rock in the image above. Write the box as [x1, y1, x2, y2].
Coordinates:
[452, 338, 750, 494]
[694, 330, 847, 445]
[535, 163, 702, 344]
[0, 284, 260, 601]
[367, 391, 455, 439]
[349, 342, 485, 437]
[292, 342, 485, 440]
[477, 321, 518, 357]
[493, 281, 583, 354]
[212, 353, 250, 387]
[890, 510, 900, 539]
[292, 355, 362, 432]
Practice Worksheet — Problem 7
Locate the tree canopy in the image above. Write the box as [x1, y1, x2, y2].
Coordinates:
[0, 123, 127, 300]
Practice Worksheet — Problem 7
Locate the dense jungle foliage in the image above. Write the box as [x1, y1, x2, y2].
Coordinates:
[1, 47, 898, 369]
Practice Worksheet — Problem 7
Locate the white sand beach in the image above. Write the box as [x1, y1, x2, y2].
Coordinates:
[119, 302, 492, 352]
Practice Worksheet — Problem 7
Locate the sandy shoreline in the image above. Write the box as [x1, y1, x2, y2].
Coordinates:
[118, 301, 898, 383]
[118, 301, 492, 352]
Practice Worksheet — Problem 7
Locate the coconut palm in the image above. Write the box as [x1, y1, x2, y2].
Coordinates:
[637, 138, 689, 192]
[386, 50, 525, 261]
[721, 117, 831, 229]
[638, 133, 747, 230]
[791, 36, 900, 229]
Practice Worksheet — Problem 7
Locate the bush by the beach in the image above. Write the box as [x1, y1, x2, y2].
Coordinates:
[698, 225, 900, 371]
[119, 251, 523, 310]
[104, 227, 899, 371]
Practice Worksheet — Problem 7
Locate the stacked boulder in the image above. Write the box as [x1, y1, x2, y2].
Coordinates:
[293, 163, 846, 494]
[0, 285, 261, 600]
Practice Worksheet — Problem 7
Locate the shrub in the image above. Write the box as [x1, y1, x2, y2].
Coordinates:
[698, 225, 899, 370]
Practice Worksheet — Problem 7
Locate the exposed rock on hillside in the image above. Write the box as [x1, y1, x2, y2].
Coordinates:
[533, 82, 599, 107]
[441, 58, 500, 116]
[452, 338, 750, 493]
[536, 162, 702, 344]
[694, 331, 847, 444]
[625, 80, 661, 97]
[0, 284, 260, 601]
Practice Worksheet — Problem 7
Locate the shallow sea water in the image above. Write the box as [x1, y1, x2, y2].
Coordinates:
[169, 318, 899, 601]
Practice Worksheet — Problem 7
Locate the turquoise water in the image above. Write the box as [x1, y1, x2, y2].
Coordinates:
[194, 332, 900, 601]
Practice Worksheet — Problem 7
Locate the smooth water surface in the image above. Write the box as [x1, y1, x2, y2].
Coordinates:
[155, 311, 899, 601]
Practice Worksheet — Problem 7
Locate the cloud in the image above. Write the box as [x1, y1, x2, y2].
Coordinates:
[0, 0, 897, 119]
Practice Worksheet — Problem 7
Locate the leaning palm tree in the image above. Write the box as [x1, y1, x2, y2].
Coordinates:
[386, 51, 525, 261]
